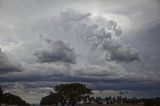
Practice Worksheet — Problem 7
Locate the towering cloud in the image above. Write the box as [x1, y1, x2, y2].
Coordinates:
[30, 9, 142, 77]
[55, 10, 141, 63]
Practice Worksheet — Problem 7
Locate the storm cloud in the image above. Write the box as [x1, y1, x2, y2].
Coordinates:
[0, 0, 160, 104]
[34, 40, 76, 64]
[35, 9, 140, 64]
[0, 49, 22, 74]
[102, 38, 140, 63]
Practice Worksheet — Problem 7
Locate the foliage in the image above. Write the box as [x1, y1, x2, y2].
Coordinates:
[0, 86, 3, 105]
[39, 83, 160, 106]
[2, 92, 29, 105]
[40, 93, 59, 105]
[143, 97, 160, 106]
[95, 97, 103, 104]
[0, 86, 3, 95]
[54, 83, 92, 106]
[0, 86, 30, 106]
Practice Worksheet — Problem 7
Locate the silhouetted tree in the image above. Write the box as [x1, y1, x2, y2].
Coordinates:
[104, 97, 110, 104]
[144, 97, 160, 106]
[89, 96, 95, 104]
[0, 86, 2, 95]
[116, 96, 123, 104]
[95, 97, 103, 104]
[40, 93, 59, 106]
[112, 97, 116, 104]
[0, 86, 3, 105]
[0, 86, 29, 106]
[54, 83, 92, 106]
[2, 92, 29, 105]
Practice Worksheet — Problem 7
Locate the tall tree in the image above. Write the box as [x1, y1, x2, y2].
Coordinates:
[0, 86, 3, 95]
[54, 83, 92, 106]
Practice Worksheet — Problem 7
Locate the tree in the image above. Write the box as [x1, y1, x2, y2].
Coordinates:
[54, 83, 92, 106]
[0, 86, 3, 95]
[40, 93, 58, 106]
[0, 86, 29, 106]
[2, 92, 29, 105]
[0, 86, 3, 105]
[144, 97, 160, 106]
[95, 97, 103, 104]
[104, 97, 110, 104]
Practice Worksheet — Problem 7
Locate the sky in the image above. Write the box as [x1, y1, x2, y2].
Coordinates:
[0, 0, 160, 104]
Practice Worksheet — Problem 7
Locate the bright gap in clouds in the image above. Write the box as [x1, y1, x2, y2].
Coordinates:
[90, 11, 131, 33]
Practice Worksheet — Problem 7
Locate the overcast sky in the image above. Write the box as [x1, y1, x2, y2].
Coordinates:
[0, 0, 160, 104]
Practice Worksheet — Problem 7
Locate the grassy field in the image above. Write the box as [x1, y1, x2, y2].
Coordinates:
[81, 104, 143, 106]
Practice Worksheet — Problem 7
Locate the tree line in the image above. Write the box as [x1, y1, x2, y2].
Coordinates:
[1, 83, 160, 106]
[40, 83, 160, 106]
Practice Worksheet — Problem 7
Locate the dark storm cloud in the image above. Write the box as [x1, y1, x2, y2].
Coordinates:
[1, 73, 160, 92]
[34, 40, 76, 64]
[0, 49, 22, 74]
[102, 39, 141, 63]
[90, 81, 160, 91]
